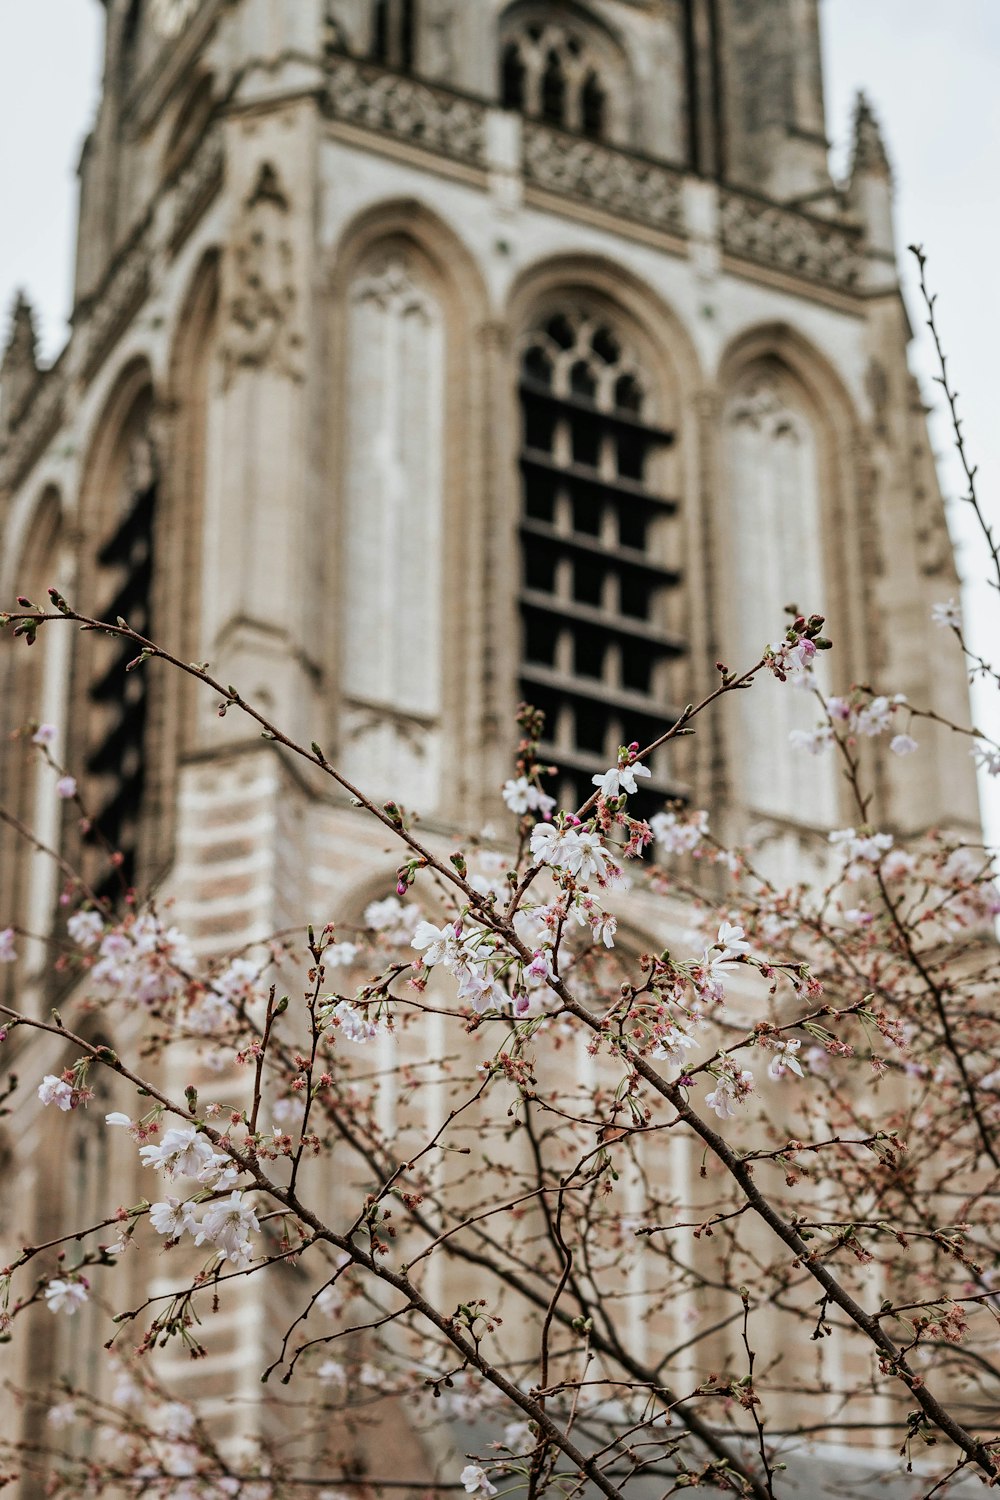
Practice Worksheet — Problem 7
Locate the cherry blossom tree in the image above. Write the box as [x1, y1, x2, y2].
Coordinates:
[1, 255, 999, 1500]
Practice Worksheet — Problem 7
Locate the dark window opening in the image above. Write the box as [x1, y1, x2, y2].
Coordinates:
[571, 492, 603, 537]
[541, 50, 567, 126]
[581, 70, 606, 139]
[524, 397, 557, 455]
[502, 42, 526, 110]
[574, 629, 605, 680]
[570, 416, 600, 468]
[525, 549, 557, 594]
[575, 702, 608, 755]
[617, 431, 647, 482]
[525, 613, 560, 667]
[371, 0, 416, 71]
[622, 651, 653, 695]
[620, 579, 651, 620]
[618, 508, 647, 551]
[573, 557, 605, 607]
[525, 469, 557, 523]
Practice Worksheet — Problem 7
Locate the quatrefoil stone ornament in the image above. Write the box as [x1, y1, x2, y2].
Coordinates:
[150, 0, 202, 38]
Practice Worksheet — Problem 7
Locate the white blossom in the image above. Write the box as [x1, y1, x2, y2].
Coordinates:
[38, 1075, 74, 1111]
[44, 1277, 89, 1314]
[591, 762, 652, 798]
[194, 1190, 259, 1268]
[0, 927, 16, 963]
[105, 1111, 133, 1128]
[326, 942, 359, 968]
[715, 922, 750, 961]
[971, 743, 1000, 776]
[890, 733, 918, 756]
[650, 809, 708, 856]
[140, 1125, 234, 1185]
[932, 598, 962, 629]
[651, 1026, 697, 1068]
[789, 726, 833, 755]
[705, 1070, 753, 1120]
[766, 1038, 804, 1081]
[460, 1464, 497, 1497]
[149, 1196, 200, 1239]
[502, 776, 556, 817]
[412, 920, 465, 969]
[854, 696, 893, 737]
[55, 775, 77, 799]
[332, 999, 379, 1044]
[31, 723, 57, 745]
[67, 909, 105, 948]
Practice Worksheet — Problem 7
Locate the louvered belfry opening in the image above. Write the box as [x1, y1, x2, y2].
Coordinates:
[517, 310, 687, 823]
[86, 434, 157, 905]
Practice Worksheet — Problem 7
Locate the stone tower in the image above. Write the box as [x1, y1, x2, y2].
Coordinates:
[0, 0, 981, 1489]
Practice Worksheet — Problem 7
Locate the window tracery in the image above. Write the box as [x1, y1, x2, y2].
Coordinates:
[517, 307, 686, 819]
[499, 14, 618, 140]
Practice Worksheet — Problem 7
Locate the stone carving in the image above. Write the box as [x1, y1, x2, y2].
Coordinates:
[222, 163, 304, 386]
[170, 129, 224, 250]
[522, 122, 686, 236]
[719, 189, 862, 292]
[325, 54, 487, 166]
[82, 238, 153, 380]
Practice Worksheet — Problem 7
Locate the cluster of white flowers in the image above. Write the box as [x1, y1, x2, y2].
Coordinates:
[329, 998, 380, 1045]
[87, 913, 196, 1007]
[129, 1120, 257, 1268]
[829, 827, 895, 879]
[364, 895, 423, 943]
[705, 1066, 754, 1121]
[412, 919, 510, 1014]
[650, 809, 708, 857]
[501, 776, 556, 817]
[790, 691, 917, 759]
[694, 921, 751, 1003]
[138, 1122, 238, 1189]
[529, 822, 614, 884]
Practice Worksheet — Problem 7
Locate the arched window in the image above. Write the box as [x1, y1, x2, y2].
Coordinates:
[723, 370, 835, 828]
[498, 9, 624, 141]
[371, 0, 416, 72]
[517, 307, 686, 819]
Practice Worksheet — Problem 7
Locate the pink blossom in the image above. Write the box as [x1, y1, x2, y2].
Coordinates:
[55, 776, 77, 799]
[0, 928, 16, 963]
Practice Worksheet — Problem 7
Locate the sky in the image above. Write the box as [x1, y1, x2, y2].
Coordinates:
[0, 0, 998, 831]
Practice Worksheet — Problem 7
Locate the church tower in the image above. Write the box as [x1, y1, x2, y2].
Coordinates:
[0, 0, 982, 1489]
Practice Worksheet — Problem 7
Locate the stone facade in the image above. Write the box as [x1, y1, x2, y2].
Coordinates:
[0, 0, 982, 1491]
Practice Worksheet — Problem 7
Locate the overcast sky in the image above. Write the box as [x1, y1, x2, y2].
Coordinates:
[1, 1, 998, 829]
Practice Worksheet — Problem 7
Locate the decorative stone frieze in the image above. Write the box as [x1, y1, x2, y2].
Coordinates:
[522, 122, 686, 236]
[718, 188, 863, 292]
[80, 236, 154, 380]
[325, 54, 487, 167]
[221, 163, 304, 387]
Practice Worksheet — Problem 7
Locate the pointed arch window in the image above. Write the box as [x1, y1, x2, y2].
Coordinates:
[517, 308, 687, 818]
[498, 10, 625, 142]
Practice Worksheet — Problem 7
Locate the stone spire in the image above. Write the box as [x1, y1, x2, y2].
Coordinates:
[850, 91, 892, 181]
[0, 291, 41, 438]
[848, 91, 896, 282]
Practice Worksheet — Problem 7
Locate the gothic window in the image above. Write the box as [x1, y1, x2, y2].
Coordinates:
[371, 0, 416, 72]
[724, 373, 835, 827]
[498, 10, 624, 141]
[517, 309, 686, 819]
[86, 421, 158, 905]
